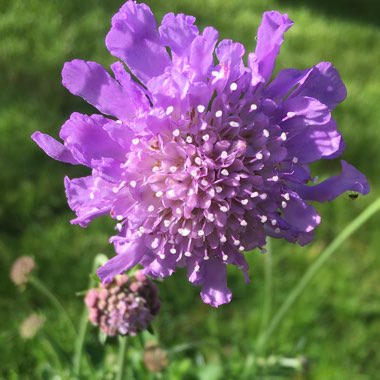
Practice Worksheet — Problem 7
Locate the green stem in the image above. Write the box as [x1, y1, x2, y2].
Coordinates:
[29, 276, 76, 336]
[72, 305, 90, 377]
[116, 336, 128, 380]
[256, 197, 380, 350]
[258, 238, 273, 352]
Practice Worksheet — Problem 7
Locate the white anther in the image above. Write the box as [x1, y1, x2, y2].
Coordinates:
[148, 205, 155, 212]
[239, 246, 245, 252]
[164, 220, 171, 228]
[116, 120, 122, 124]
[152, 166, 160, 173]
[167, 189, 176, 197]
[172, 129, 180, 137]
[139, 226, 145, 233]
[221, 151, 228, 159]
[155, 191, 163, 198]
[176, 208, 182, 215]
[170, 166, 177, 173]
[158, 253, 166, 260]
[116, 215, 123, 221]
[216, 186, 223, 194]
[220, 236, 227, 243]
[221, 169, 229, 176]
[207, 213, 215, 222]
[132, 138, 140, 145]
[198, 230, 205, 237]
[166, 106, 174, 115]
[202, 134, 210, 141]
[197, 105, 205, 113]
[195, 157, 202, 165]
[186, 135, 193, 143]
[240, 220, 248, 227]
[263, 129, 270, 138]
[151, 238, 160, 249]
[116, 223, 123, 231]
[222, 254, 228, 261]
[283, 193, 290, 201]
[250, 104, 258, 111]
[256, 152, 263, 160]
[280, 132, 287, 141]
[201, 179, 208, 187]
[260, 215, 268, 223]
[184, 251, 192, 257]
[220, 206, 228, 213]
[251, 191, 259, 198]
[191, 169, 198, 177]
[89, 192, 95, 200]
[292, 156, 299, 164]
[230, 82, 238, 91]
[204, 255, 210, 260]
[281, 201, 287, 209]
[287, 111, 296, 118]
[271, 175, 279, 182]
[130, 180, 137, 188]
[230, 121, 239, 128]
[241, 199, 249, 205]
[260, 193, 268, 200]
[271, 219, 277, 226]
[233, 240, 240, 246]
[275, 227, 281, 234]
[215, 110, 223, 118]
[170, 248, 177, 254]
[179, 228, 190, 236]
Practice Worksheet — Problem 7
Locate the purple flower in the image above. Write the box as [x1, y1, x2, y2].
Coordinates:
[85, 272, 160, 336]
[32, 1, 369, 307]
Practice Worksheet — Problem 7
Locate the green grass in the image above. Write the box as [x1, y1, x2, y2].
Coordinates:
[1, 0, 380, 379]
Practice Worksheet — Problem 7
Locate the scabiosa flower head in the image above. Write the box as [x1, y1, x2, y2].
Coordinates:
[32, 1, 369, 307]
[19, 313, 45, 339]
[10, 256, 35, 289]
[85, 272, 160, 336]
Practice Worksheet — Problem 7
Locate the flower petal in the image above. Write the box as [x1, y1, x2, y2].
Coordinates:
[106, 1, 171, 84]
[200, 258, 232, 307]
[295, 160, 370, 202]
[159, 13, 199, 58]
[62, 60, 141, 120]
[189, 27, 219, 81]
[97, 238, 146, 283]
[292, 62, 347, 110]
[255, 11, 293, 82]
[31, 132, 79, 165]
[59, 113, 125, 166]
[64, 176, 113, 227]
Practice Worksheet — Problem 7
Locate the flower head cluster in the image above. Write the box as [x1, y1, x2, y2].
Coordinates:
[143, 341, 169, 373]
[19, 313, 45, 339]
[10, 256, 35, 289]
[85, 272, 160, 336]
[32, 1, 369, 306]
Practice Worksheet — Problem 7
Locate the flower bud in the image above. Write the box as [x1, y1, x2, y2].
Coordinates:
[85, 272, 160, 336]
[10, 256, 35, 289]
[143, 341, 169, 373]
[19, 313, 45, 339]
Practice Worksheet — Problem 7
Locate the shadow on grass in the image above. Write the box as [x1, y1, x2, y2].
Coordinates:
[285, 0, 380, 27]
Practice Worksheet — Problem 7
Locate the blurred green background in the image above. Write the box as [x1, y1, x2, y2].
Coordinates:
[1, 0, 380, 379]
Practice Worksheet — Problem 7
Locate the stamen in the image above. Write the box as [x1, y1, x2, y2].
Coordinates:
[239, 246, 245, 251]
[116, 120, 122, 124]
[130, 180, 137, 188]
[216, 186, 223, 193]
[230, 121, 239, 128]
[221, 169, 229, 176]
[271, 219, 277, 226]
[152, 166, 160, 173]
[287, 111, 296, 118]
[292, 156, 299, 164]
[164, 220, 171, 228]
[220, 236, 227, 243]
[260, 215, 268, 223]
[283, 193, 290, 201]
[170, 247, 177, 254]
[230, 82, 238, 91]
[166, 106, 174, 115]
[215, 110, 223, 118]
[201, 179, 208, 186]
[280, 132, 287, 141]
[220, 206, 228, 213]
[194, 157, 202, 165]
[116, 215, 123, 221]
[263, 129, 270, 138]
[89, 192, 95, 200]
[256, 152, 263, 160]
[170, 166, 177, 173]
[202, 134, 210, 141]
[250, 104, 258, 111]
[186, 136, 193, 143]
[151, 238, 160, 249]
[155, 191, 163, 198]
[251, 191, 259, 198]
[148, 205, 155, 212]
[241, 199, 249, 205]
[172, 129, 180, 137]
[184, 251, 192, 257]
[240, 220, 248, 227]
[221, 151, 228, 159]
[197, 105, 205, 113]
[222, 254, 228, 261]
[116, 223, 122, 231]
[233, 239, 240, 246]
[275, 227, 281, 234]
[281, 201, 287, 209]
[198, 230, 205, 237]
[260, 193, 268, 200]
[132, 138, 140, 145]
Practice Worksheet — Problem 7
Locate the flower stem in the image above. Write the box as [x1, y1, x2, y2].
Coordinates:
[258, 238, 273, 353]
[256, 197, 380, 350]
[29, 276, 76, 336]
[116, 336, 128, 380]
[72, 304, 90, 377]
